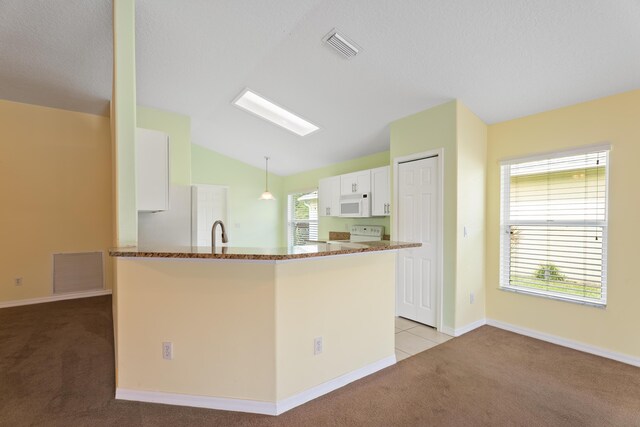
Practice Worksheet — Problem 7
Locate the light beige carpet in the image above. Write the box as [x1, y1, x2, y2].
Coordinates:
[1, 296, 639, 426]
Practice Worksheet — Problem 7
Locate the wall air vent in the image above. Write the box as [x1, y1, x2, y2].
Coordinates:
[53, 252, 104, 294]
[323, 29, 361, 59]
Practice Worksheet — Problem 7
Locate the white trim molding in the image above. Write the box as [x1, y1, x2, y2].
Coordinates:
[116, 355, 396, 416]
[486, 319, 640, 368]
[453, 318, 487, 337]
[0, 289, 112, 309]
[439, 319, 486, 337]
[116, 388, 277, 415]
[276, 355, 396, 414]
[439, 326, 455, 337]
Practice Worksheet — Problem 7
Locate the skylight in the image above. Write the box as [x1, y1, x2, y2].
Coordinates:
[233, 89, 319, 136]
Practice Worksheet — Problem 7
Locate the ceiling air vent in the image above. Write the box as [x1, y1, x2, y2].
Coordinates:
[323, 29, 361, 59]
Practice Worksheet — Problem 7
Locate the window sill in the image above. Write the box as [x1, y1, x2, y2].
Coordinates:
[498, 286, 606, 309]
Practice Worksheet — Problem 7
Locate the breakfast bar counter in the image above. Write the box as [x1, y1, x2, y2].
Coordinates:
[109, 240, 420, 260]
[110, 242, 419, 415]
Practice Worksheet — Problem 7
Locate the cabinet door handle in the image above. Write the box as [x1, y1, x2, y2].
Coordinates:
[355, 183, 358, 192]
[384, 203, 387, 214]
[328, 207, 331, 215]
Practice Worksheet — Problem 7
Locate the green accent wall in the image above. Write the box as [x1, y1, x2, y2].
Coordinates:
[282, 151, 391, 241]
[191, 144, 284, 247]
[112, 0, 137, 246]
[390, 101, 458, 330]
[137, 106, 191, 186]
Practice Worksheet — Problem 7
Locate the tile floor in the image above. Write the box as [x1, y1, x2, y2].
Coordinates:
[395, 317, 453, 361]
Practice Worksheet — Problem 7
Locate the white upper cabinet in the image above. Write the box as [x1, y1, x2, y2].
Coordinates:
[136, 128, 169, 212]
[340, 170, 371, 195]
[318, 176, 341, 217]
[371, 166, 390, 216]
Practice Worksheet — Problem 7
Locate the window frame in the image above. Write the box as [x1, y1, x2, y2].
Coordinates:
[499, 144, 611, 307]
[286, 189, 319, 246]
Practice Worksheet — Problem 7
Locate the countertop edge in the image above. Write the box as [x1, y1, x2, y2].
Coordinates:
[109, 242, 421, 261]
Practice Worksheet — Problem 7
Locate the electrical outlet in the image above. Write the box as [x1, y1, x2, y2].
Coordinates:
[162, 342, 173, 360]
[313, 337, 323, 355]
[470, 292, 475, 304]
[14, 277, 22, 286]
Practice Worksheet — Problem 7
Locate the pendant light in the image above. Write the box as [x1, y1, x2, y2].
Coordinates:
[259, 156, 275, 200]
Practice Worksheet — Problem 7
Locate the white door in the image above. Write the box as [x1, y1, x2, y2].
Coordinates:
[192, 185, 228, 246]
[397, 156, 439, 326]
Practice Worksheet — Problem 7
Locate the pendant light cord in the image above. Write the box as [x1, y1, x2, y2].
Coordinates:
[265, 156, 269, 191]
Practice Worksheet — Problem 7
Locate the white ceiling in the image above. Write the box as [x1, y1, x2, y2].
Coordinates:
[0, 0, 113, 115]
[2, 1, 639, 175]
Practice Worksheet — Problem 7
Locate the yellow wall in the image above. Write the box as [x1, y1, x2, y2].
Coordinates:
[486, 90, 640, 357]
[455, 103, 487, 328]
[275, 252, 396, 399]
[115, 258, 277, 400]
[115, 253, 396, 402]
[0, 100, 113, 302]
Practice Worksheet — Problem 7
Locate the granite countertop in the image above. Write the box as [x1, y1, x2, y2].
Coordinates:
[109, 241, 421, 261]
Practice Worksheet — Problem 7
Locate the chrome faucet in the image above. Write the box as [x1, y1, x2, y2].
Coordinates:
[211, 220, 228, 248]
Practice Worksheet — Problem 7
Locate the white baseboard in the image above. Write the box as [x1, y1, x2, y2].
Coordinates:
[275, 355, 396, 414]
[116, 388, 277, 415]
[116, 355, 397, 416]
[486, 318, 640, 368]
[0, 289, 112, 309]
[439, 326, 455, 336]
[453, 318, 487, 337]
[439, 319, 486, 337]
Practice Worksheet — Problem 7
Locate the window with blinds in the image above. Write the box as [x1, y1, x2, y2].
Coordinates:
[499, 147, 609, 305]
[287, 191, 319, 246]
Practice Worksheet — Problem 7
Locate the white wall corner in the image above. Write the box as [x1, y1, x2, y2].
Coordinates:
[486, 318, 640, 368]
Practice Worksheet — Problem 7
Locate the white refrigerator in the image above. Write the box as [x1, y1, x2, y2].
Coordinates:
[138, 184, 228, 247]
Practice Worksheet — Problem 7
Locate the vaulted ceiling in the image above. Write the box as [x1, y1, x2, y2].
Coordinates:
[2, 1, 639, 175]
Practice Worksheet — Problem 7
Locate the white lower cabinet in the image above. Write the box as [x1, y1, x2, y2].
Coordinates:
[319, 176, 341, 217]
[136, 128, 169, 212]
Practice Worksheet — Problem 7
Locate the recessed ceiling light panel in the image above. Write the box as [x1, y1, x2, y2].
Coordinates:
[323, 28, 361, 59]
[232, 89, 319, 136]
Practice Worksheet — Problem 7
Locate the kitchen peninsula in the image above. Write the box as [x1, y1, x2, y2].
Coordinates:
[110, 241, 419, 415]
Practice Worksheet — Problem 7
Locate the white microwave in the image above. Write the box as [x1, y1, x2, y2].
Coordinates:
[340, 193, 371, 217]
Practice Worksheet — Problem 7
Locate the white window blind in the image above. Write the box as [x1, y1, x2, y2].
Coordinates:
[287, 191, 318, 246]
[500, 147, 609, 305]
